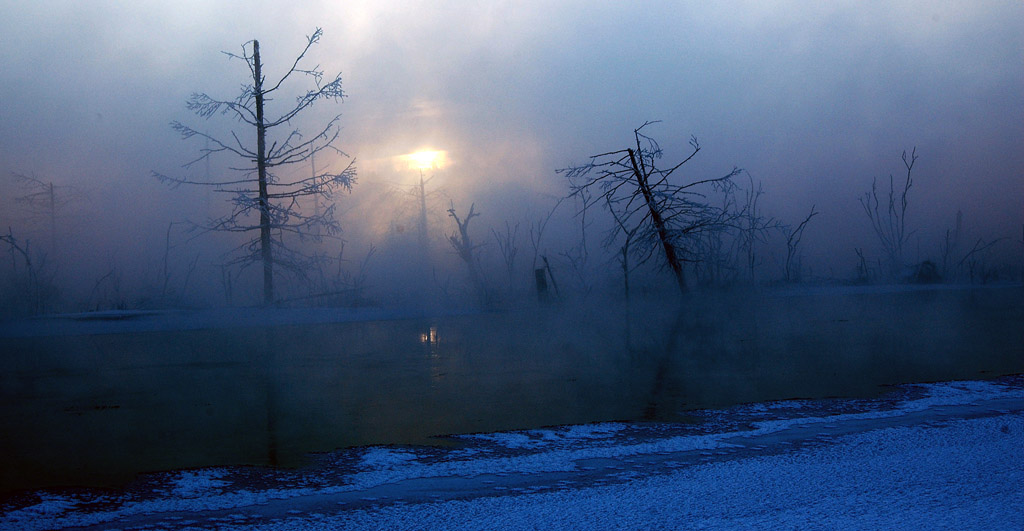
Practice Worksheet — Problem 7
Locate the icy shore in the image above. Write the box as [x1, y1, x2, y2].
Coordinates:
[2, 377, 1022, 530]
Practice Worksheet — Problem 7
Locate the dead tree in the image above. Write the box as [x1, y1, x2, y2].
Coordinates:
[528, 197, 565, 301]
[491, 221, 520, 294]
[447, 202, 480, 265]
[8, 171, 81, 258]
[559, 122, 742, 294]
[160, 221, 200, 303]
[1, 228, 41, 314]
[854, 248, 871, 283]
[736, 173, 777, 283]
[784, 205, 818, 282]
[416, 171, 434, 254]
[694, 179, 742, 286]
[153, 28, 356, 305]
[559, 187, 597, 296]
[447, 202, 485, 298]
[939, 210, 963, 280]
[606, 198, 641, 301]
[957, 237, 1004, 283]
[859, 148, 917, 281]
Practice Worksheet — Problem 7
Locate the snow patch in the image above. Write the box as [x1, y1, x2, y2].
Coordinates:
[1, 494, 78, 525]
[534, 422, 626, 442]
[166, 469, 230, 498]
[359, 447, 421, 470]
[466, 431, 537, 449]
[461, 423, 627, 450]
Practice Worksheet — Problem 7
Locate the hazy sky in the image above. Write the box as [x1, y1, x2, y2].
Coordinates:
[1, 1, 1021, 296]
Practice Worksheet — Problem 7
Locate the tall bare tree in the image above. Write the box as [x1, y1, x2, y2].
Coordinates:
[735, 173, 777, 283]
[560, 122, 742, 294]
[859, 148, 916, 280]
[154, 28, 356, 304]
[415, 170, 434, 255]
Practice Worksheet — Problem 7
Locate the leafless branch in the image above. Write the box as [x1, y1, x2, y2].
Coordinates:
[785, 205, 819, 282]
[560, 123, 743, 293]
[860, 147, 917, 279]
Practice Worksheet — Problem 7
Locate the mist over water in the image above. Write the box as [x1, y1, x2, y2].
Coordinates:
[0, 0, 1022, 501]
[2, 286, 1021, 492]
[0, 2, 1021, 313]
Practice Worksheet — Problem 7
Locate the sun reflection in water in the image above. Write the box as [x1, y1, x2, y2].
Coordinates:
[420, 326, 438, 345]
[420, 325, 445, 382]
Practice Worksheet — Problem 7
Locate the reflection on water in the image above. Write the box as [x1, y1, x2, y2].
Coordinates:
[0, 286, 1021, 493]
[420, 326, 439, 348]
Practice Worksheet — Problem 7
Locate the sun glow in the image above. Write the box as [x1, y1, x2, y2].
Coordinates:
[401, 150, 448, 171]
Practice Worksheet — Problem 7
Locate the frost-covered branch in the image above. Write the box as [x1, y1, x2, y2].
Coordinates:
[559, 122, 743, 293]
[153, 28, 355, 305]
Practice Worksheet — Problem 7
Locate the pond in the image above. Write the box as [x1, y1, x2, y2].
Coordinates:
[1, 285, 1021, 493]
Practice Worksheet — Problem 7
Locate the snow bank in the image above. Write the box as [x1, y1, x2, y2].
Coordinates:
[311, 414, 1024, 531]
[2, 377, 1021, 530]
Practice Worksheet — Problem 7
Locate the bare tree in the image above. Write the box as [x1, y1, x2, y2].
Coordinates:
[859, 148, 917, 280]
[415, 171, 436, 255]
[558, 187, 597, 296]
[528, 197, 564, 269]
[605, 198, 641, 301]
[735, 173, 777, 283]
[158, 221, 200, 305]
[283, 242, 377, 307]
[939, 210, 963, 280]
[1, 227, 55, 315]
[491, 221, 520, 294]
[447, 202, 480, 265]
[854, 247, 871, 283]
[447, 202, 485, 299]
[528, 197, 565, 302]
[153, 28, 356, 305]
[693, 179, 743, 287]
[560, 122, 742, 294]
[957, 237, 1004, 283]
[784, 205, 819, 283]
[89, 265, 124, 311]
[7, 171, 82, 258]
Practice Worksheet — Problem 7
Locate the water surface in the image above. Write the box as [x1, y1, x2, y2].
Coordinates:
[1, 285, 1021, 493]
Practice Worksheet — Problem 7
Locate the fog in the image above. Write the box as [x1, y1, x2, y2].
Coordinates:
[1, 1, 1022, 312]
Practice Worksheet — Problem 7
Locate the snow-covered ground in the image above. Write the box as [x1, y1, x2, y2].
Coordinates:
[2, 377, 1022, 530]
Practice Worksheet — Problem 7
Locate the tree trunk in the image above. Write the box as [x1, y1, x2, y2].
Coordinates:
[417, 171, 429, 253]
[534, 268, 549, 303]
[47, 182, 56, 255]
[254, 40, 274, 305]
[628, 148, 686, 294]
[621, 246, 631, 303]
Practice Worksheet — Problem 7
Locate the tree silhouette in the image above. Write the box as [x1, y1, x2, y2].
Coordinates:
[154, 28, 356, 304]
[560, 122, 741, 294]
[859, 148, 916, 280]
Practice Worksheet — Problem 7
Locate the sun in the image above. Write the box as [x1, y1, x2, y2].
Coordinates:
[401, 150, 448, 171]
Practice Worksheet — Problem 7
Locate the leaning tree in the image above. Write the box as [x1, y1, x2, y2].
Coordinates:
[154, 28, 356, 305]
[559, 122, 742, 295]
